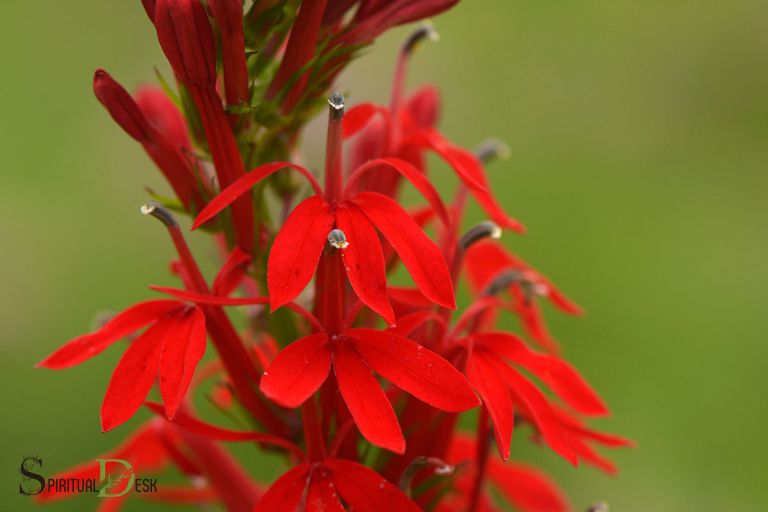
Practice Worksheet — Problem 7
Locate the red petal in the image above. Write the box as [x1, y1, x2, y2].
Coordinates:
[101, 317, 173, 431]
[159, 306, 207, 419]
[332, 342, 405, 454]
[254, 464, 310, 512]
[346, 328, 479, 412]
[352, 191, 455, 309]
[193, 162, 323, 229]
[136, 85, 190, 151]
[406, 85, 441, 129]
[343, 103, 383, 138]
[410, 129, 525, 232]
[474, 332, 608, 416]
[306, 467, 345, 511]
[387, 310, 446, 338]
[212, 247, 251, 296]
[494, 359, 577, 465]
[38, 300, 180, 369]
[465, 352, 514, 460]
[335, 202, 395, 324]
[326, 459, 420, 512]
[488, 460, 569, 512]
[267, 196, 335, 310]
[144, 402, 304, 459]
[345, 158, 450, 225]
[260, 334, 332, 408]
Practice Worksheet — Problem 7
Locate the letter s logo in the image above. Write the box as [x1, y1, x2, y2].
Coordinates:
[19, 456, 45, 496]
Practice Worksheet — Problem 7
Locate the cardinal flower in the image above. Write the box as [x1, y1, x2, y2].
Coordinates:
[37, 298, 207, 431]
[260, 327, 479, 453]
[193, 94, 456, 325]
[465, 239, 582, 353]
[455, 331, 607, 463]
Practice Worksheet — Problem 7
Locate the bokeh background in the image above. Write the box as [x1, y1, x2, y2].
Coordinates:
[2, 1, 767, 510]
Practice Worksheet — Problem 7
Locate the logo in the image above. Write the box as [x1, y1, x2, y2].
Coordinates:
[19, 456, 158, 498]
[19, 456, 44, 496]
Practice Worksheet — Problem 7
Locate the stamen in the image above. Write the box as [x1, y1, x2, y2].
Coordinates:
[327, 229, 349, 250]
[325, 93, 345, 201]
[140, 201, 177, 228]
[402, 22, 440, 55]
[483, 269, 524, 296]
[328, 92, 345, 119]
[459, 221, 502, 251]
[474, 138, 510, 165]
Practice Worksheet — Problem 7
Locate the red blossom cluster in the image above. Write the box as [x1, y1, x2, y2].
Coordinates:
[37, 1, 632, 511]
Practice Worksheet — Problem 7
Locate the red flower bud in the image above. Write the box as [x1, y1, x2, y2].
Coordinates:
[208, 0, 249, 106]
[93, 69, 200, 209]
[155, 0, 254, 253]
[155, 0, 217, 88]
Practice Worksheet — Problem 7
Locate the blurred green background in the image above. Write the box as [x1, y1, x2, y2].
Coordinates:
[2, 0, 767, 510]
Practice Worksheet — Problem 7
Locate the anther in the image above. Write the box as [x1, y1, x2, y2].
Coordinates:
[328, 92, 345, 120]
[403, 22, 440, 55]
[459, 221, 502, 251]
[327, 229, 349, 250]
[140, 201, 178, 228]
[474, 138, 510, 165]
[483, 269, 524, 297]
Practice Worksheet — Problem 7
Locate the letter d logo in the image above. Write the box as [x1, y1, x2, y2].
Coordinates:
[96, 459, 134, 498]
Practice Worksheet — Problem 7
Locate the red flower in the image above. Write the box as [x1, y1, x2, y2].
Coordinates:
[260, 327, 479, 453]
[192, 98, 457, 324]
[37, 299, 206, 431]
[465, 239, 582, 353]
[457, 331, 607, 462]
[255, 458, 420, 512]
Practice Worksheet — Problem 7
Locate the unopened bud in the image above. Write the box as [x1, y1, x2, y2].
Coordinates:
[586, 502, 609, 512]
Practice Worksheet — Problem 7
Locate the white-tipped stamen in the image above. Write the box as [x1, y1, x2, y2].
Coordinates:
[328, 92, 345, 119]
[459, 221, 502, 251]
[403, 21, 440, 54]
[474, 138, 511, 165]
[327, 228, 349, 250]
[140, 201, 177, 228]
